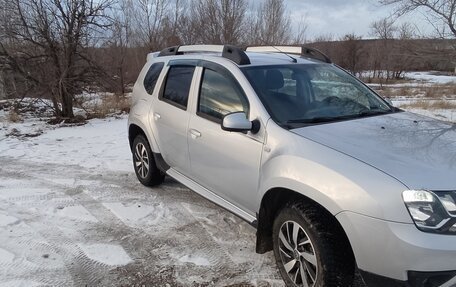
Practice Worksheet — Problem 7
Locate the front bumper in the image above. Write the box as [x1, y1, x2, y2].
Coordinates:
[336, 211, 456, 286]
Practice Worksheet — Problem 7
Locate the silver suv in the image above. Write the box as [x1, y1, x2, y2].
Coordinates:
[128, 45, 456, 287]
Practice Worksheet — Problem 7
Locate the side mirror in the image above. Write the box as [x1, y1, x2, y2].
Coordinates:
[221, 112, 252, 132]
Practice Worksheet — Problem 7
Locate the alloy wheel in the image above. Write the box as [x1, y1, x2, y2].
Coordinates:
[278, 220, 318, 287]
[134, 143, 150, 178]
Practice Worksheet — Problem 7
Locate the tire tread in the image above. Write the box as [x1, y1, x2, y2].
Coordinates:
[132, 135, 165, 187]
[273, 200, 355, 287]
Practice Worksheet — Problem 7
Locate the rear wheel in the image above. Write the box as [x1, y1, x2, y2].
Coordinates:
[273, 202, 355, 287]
[132, 135, 165, 186]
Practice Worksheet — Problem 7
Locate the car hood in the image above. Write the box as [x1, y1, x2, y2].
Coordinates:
[292, 112, 456, 190]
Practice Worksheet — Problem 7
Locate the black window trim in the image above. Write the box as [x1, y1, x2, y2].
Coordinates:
[196, 61, 250, 125]
[158, 61, 197, 111]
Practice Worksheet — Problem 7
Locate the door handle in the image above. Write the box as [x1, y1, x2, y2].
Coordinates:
[189, 129, 201, 139]
[154, 113, 161, 121]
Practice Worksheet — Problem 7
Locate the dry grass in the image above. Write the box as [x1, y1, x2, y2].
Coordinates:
[360, 77, 408, 85]
[376, 84, 456, 99]
[377, 86, 416, 98]
[83, 93, 130, 119]
[423, 85, 456, 98]
[398, 100, 456, 110]
[8, 109, 22, 123]
[397, 86, 418, 97]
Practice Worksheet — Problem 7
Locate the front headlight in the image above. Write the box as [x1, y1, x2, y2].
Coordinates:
[402, 190, 456, 234]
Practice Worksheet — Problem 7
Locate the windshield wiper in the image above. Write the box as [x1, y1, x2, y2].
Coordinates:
[287, 110, 392, 124]
[357, 109, 391, 117]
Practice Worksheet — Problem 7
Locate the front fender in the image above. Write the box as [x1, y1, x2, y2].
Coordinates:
[258, 123, 412, 223]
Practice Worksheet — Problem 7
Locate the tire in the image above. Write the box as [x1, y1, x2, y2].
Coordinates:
[272, 201, 355, 287]
[132, 135, 165, 186]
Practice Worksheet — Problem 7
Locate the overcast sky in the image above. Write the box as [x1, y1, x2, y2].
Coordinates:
[272, 0, 434, 39]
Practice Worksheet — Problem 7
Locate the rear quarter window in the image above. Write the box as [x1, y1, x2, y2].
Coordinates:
[143, 62, 164, 94]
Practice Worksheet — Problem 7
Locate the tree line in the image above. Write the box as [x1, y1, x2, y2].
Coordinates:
[0, 0, 455, 119]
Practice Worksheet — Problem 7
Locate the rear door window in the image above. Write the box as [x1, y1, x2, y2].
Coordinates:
[161, 65, 195, 109]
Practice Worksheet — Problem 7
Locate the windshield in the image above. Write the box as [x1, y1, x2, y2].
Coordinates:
[242, 64, 395, 128]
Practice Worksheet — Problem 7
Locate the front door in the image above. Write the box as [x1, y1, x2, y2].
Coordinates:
[187, 64, 263, 213]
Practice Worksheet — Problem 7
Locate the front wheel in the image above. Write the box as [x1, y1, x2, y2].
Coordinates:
[273, 202, 355, 287]
[132, 135, 165, 186]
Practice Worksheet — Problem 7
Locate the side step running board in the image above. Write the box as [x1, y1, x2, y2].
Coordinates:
[167, 168, 257, 225]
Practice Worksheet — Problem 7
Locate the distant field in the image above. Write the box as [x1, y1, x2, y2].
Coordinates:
[368, 71, 456, 123]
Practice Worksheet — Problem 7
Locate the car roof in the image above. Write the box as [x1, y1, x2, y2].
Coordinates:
[245, 52, 320, 66]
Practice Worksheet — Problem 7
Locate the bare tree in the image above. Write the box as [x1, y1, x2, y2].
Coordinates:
[291, 16, 309, 45]
[220, 0, 248, 44]
[250, 0, 292, 45]
[397, 22, 417, 38]
[370, 17, 399, 80]
[380, 0, 456, 38]
[0, 0, 6, 99]
[391, 23, 418, 78]
[370, 18, 398, 39]
[0, 69, 4, 100]
[368, 19, 421, 79]
[107, 0, 134, 95]
[160, 0, 184, 46]
[178, 11, 201, 44]
[133, 0, 170, 49]
[339, 33, 364, 76]
[188, 0, 247, 44]
[0, 0, 113, 118]
[312, 33, 335, 43]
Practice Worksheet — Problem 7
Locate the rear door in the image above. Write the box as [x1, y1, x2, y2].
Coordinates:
[150, 60, 197, 174]
[187, 62, 264, 213]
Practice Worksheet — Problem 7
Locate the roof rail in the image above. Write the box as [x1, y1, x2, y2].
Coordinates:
[157, 45, 250, 65]
[246, 45, 332, 64]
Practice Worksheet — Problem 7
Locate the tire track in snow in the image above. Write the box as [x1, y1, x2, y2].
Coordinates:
[11, 159, 225, 285]
[0, 159, 138, 285]
[0, 216, 73, 286]
[0, 156, 288, 286]
[180, 203, 283, 286]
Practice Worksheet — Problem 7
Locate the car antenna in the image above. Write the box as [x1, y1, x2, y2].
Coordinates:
[271, 46, 297, 63]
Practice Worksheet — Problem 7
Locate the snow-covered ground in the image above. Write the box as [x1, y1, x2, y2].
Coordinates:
[361, 70, 456, 85]
[362, 71, 456, 123]
[390, 99, 456, 122]
[404, 71, 456, 84]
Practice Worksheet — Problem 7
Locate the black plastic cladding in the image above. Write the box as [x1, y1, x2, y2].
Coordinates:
[158, 46, 182, 57]
[222, 45, 251, 65]
[301, 47, 332, 63]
